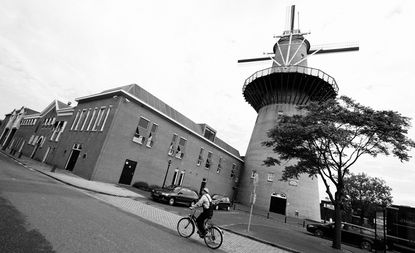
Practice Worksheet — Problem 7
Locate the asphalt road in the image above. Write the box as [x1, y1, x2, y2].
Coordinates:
[0, 154, 222, 253]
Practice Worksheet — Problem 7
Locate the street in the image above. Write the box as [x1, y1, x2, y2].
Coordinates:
[0, 154, 222, 253]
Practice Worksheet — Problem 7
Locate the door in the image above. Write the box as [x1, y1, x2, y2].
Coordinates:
[65, 149, 80, 171]
[118, 159, 137, 185]
[199, 178, 207, 196]
[269, 193, 287, 215]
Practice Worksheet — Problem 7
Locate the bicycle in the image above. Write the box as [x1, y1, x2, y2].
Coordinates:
[177, 209, 223, 249]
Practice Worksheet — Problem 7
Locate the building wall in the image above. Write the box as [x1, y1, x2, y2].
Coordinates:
[238, 103, 320, 220]
[56, 97, 119, 179]
[92, 94, 243, 196]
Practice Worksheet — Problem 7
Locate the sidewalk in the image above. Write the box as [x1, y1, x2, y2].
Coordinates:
[2, 151, 367, 253]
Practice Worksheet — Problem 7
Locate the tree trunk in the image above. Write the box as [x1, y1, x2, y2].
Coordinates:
[332, 193, 342, 249]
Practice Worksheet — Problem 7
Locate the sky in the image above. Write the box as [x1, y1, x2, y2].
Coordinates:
[1, 0, 414, 207]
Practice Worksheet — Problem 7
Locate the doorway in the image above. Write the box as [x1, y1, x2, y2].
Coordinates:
[119, 159, 137, 185]
[269, 193, 287, 215]
[65, 144, 82, 171]
[199, 178, 207, 195]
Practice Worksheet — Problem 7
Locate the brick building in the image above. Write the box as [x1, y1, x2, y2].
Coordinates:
[5, 84, 243, 199]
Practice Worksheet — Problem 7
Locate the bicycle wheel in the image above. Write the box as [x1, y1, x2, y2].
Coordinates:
[204, 226, 223, 249]
[177, 217, 195, 238]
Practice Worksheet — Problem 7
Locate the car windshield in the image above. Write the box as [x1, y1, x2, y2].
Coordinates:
[173, 187, 182, 193]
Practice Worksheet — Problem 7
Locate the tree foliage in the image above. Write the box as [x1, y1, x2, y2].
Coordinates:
[262, 96, 415, 249]
[343, 172, 392, 225]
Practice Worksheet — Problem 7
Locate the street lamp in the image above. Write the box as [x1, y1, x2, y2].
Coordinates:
[162, 159, 172, 188]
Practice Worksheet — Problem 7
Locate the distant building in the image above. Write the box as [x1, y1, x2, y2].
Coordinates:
[12, 100, 73, 162]
[0, 106, 38, 152]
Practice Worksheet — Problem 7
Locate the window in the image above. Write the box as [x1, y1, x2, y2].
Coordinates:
[70, 110, 81, 130]
[138, 117, 149, 129]
[230, 163, 236, 178]
[81, 109, 91, 131]
[171, 169, 179, 185]
[216, 157, 222, 174]
[168, 134, 178, 156]
[55, 122, 67, 141]
[196, 148, 204, 166]
[75, 109, 86, 130]
[175, 137, 187, 159]
[92, 107, 106, 131]
[133, 117, 150, 144]
[205, 151, 212, 169]
[146, 123, 158, 148]
[267, 173, 274, 182]
[178, 171, 185, 186]
[203, 126, 216, 142]
[28, 135, 34, 145]
[50, 121, 59, 140]
[87, 108, 97, 131]
[32, 136, 39, 145]
[100, 106, 111, 131]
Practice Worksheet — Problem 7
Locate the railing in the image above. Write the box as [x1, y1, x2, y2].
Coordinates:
[242, 65, 338, 93]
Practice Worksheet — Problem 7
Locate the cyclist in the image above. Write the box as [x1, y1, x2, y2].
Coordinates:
[190, 187, 213, 237]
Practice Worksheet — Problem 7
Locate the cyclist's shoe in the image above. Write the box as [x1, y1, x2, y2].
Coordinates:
[197, 231, 206, 238]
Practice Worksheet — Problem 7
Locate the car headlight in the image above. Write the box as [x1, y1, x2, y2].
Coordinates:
[161, 193, 169, 196]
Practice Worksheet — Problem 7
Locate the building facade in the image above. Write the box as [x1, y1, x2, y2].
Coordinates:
[4, 84, 243, 199]
[0, 107, 38, 152]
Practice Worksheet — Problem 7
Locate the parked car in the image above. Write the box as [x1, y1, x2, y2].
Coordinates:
[151, 186, 199, 207]
[211, 194, 231, 211]
[306, 222, 385, 251]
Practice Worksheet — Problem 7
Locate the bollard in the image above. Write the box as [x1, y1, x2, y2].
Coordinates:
[303, 220, 306, 227]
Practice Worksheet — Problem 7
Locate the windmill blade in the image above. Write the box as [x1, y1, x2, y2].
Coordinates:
[237, 56, 271, 63]
[310, 42, 359, 54]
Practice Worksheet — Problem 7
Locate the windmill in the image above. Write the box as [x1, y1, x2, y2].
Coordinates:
[238, 5, 359, 65]
[237, 5, 358, 220]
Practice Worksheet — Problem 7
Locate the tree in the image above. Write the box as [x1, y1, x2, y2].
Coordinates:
[343, 172, 392, 226]
[262, 96, 415, 250]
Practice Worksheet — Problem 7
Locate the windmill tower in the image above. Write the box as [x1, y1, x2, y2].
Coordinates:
[238, 6, 358, 220]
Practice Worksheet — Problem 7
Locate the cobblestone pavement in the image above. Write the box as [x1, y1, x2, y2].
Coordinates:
[91, 193, 290, 253]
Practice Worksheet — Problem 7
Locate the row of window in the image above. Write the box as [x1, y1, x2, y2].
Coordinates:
[171, 169, 186, 186]
[132, 117, 158, 148]
[42, 117, 56, 127]
[50, 121, 67, 142]
[131, 116, 239, 178]
[70, 106, 112, 132]
[28, 135, 46, 147]
[20, 118, 37, 126]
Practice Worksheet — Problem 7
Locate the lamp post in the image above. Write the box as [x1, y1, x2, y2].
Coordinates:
[162, 159, 172, 189]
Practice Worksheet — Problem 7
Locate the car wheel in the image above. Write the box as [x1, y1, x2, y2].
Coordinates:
[169, 198, 175, 206]
[314, 229, 324, 237]
[360, 240, 372, 251]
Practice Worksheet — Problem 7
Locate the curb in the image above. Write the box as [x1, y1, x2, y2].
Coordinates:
[220, 227, 301, 253]
[1, 151, 137, 199]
